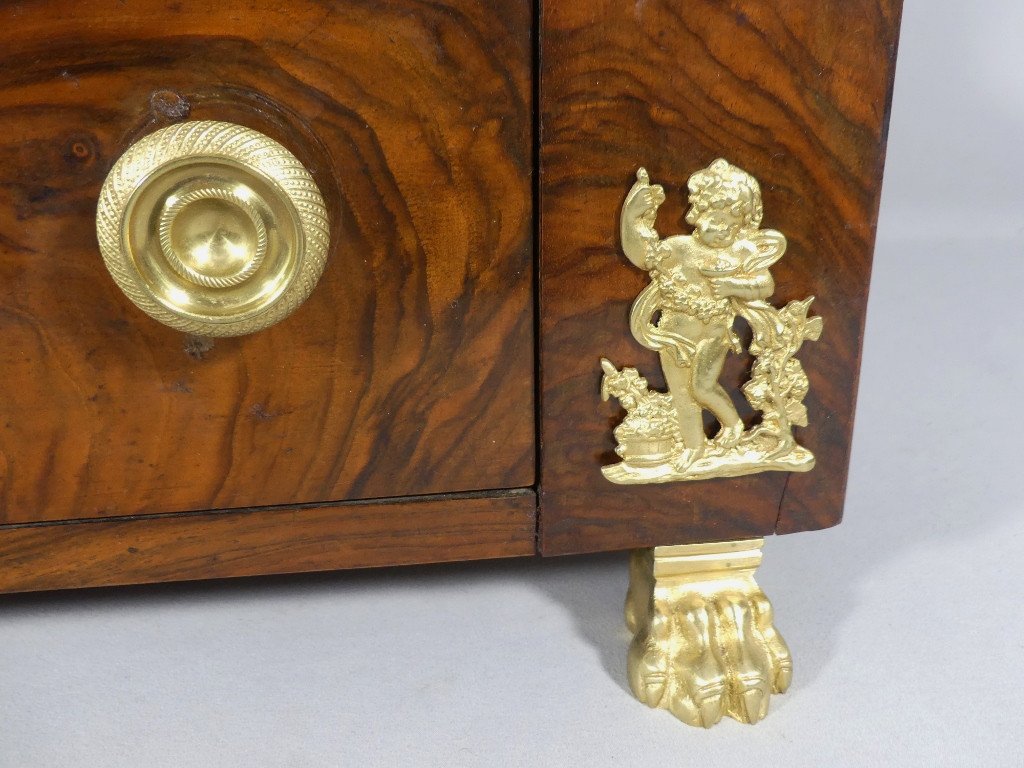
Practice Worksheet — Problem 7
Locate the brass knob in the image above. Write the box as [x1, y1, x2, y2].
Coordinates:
[96, 121, 330, 337]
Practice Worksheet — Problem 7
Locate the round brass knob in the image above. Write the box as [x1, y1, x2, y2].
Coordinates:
[96, 121, 330, 337]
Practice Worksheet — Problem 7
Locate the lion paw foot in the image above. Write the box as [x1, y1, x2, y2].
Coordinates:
[625, 542, 790, 727]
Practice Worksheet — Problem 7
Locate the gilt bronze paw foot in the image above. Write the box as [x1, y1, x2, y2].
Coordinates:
[625, 539, 791, 727]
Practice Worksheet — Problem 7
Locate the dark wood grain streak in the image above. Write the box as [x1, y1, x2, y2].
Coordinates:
[0, 490, 537, 593]
[0, 0, 535, 523]
[538, 0, 903, 554]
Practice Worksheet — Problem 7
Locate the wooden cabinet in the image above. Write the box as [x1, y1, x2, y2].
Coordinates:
[0, 0, 901, 594]
[538, 0, 903, 553]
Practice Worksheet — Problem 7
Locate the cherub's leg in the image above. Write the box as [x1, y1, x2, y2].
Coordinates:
[691, 337, 742, 446]
[659, 350, 704, 466]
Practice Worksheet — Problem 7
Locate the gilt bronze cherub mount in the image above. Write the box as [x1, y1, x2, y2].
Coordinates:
[601, 160, 822, 484]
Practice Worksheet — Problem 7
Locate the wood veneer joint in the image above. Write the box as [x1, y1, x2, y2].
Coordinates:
[0, 487, 537, 531]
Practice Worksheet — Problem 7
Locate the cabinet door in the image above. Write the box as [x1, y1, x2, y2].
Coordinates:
[0, 0, 534, 524]
[539, 0, 902, 553]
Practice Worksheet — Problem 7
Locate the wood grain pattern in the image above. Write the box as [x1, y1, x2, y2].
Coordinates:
[539, 0, 903, 554]
[0, 0, 534, 523]
[0, 490, 537, 593]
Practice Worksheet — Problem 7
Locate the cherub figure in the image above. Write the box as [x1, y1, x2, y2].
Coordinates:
[619, 159, 787, 471]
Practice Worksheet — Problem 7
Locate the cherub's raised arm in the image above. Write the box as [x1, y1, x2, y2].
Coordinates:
[620, 168, 665, 270]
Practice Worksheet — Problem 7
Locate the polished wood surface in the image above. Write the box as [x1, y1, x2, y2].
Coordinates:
[0, 490, 536, 593]
[539, 0, 903, 554]
[0, 0, 534, 523]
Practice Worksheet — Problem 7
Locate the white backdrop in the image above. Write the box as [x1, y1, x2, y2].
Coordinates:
[2, 1, 1023, 765]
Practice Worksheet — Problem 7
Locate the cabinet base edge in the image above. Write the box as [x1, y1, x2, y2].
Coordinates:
[0, 490, 537, 594]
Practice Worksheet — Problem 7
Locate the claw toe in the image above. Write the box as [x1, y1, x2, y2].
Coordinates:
[773, 659, 793, 693]
[739, 686, 769, 724]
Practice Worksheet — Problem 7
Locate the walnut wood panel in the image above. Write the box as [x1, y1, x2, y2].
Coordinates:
[0, 490, 536, 593]
[539, 0, 902, 554]
[0, 0, 534, 523]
